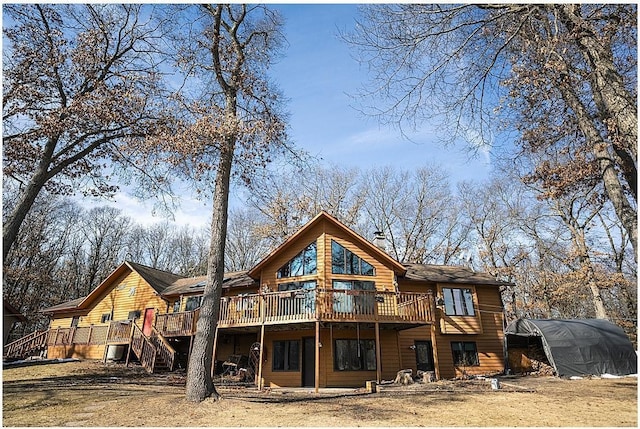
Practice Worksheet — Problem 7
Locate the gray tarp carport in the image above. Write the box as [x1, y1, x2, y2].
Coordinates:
[505, 318, 637, 377]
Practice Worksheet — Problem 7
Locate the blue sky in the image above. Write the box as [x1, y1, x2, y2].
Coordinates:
[106, 3, 492, 227]
[270, 3, 491, 173]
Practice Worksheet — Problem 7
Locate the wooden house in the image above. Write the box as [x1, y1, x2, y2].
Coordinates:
[9, 211, 508, 389]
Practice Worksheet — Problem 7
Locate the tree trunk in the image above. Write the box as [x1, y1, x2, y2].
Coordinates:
[555, 80, 637, 256]
[185, 139, 235, 403]
[3, 168, 50, 261]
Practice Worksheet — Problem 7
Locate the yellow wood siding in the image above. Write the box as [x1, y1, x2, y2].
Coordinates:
[47, 268, 170, 360]
[76, 270, 167, 327]
[48, 344, 106, 360]
[49, 316, 76, 329]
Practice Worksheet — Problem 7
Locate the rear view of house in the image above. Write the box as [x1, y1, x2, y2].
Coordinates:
[6, 212, 508, 388]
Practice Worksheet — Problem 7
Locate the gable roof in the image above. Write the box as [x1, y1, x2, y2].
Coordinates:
[402, 263, 510, 286]
[248, 211, 407, 278]
[3, 299, 28, 322]
[42, 261, 184, 315]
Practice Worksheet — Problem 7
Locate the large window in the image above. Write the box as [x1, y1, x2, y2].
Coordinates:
[331, 240, 375, 276]
[272, 340, 300, 371]
[277, 241, 317, 278]
[334, 339, 376, 371]
[451, 341, 479, 366]
[332, 280, 375, 313]
[185, 296, 202, 311]
[442, 288, 475, 316]
[278, 280, 316, 315]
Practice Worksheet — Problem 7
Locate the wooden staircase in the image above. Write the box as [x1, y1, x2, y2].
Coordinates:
[3, 330, 48, 360]
[128, 323, 176, 373]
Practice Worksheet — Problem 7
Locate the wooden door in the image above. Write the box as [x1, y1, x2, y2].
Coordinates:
[415, 340, 434, 372]
[302, 337, 316, 387]
[143, 308, 155, 336]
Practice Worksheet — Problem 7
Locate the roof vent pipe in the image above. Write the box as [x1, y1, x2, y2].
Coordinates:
[372, 231, 386, 251]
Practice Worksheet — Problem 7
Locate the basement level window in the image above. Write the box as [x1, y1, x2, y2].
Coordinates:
[334, 339, 376, 371]
[451, 341, 479, 366]
[272, 340, 300, 371]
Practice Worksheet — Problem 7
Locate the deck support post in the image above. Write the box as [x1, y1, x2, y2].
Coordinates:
[315, 321, 320, 393]
[125, 323, 135, 367]
[257, 323, 265, 390]
[102, 323, 112, 364]
[375, 322, 381, 383]
[210, 326, 219, 378]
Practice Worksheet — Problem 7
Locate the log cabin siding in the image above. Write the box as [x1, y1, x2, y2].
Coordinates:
[436, 283, 483, 334]
[48, 344, 106, 360]
[434, 284, 505, 379]
[81, 271, 167, 326]
[322, 223, 397, 293]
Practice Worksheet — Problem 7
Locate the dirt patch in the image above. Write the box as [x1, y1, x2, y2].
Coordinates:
[2, 360, 637, 427]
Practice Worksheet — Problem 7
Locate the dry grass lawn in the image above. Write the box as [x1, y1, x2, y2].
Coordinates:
[2, 360, 637, 427]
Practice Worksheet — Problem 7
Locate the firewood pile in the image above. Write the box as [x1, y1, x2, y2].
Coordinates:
[524, 346, 555, 376]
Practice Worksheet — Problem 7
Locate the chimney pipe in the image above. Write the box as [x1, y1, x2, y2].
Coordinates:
[373, 231, 386, 251]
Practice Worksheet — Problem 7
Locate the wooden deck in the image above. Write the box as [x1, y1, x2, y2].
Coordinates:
[156, 289, 435, 334]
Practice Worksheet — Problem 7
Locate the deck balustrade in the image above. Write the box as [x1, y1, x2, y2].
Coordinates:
[159, 288, 435, 334]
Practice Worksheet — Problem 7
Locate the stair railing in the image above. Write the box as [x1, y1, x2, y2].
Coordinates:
[130, 323, 156, 373]
[149, 326, 176, 371]
[3, 330, 48, 359]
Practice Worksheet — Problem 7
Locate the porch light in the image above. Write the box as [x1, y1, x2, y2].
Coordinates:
[409, 345, 416, 350]
[435, 296, 445, 307]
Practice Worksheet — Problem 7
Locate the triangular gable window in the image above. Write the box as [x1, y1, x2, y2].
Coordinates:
[331, 240, 375, 276]
[277, 241, 317, 278]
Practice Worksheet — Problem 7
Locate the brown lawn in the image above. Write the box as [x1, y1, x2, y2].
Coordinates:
[2, 360, 637, 427]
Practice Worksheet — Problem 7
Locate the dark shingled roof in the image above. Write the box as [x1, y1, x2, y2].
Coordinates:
[126, 261, 185, 294]
[161, 271, 257, 297]
[41, 297, 85, 314]
[402, 263, 509, 286]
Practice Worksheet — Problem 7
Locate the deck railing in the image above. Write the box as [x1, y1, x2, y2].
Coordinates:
[47, 325, 109, 346]
[216, 288, 434, 328]
[155, 308, 199, 337]
[3, 329, 48, 358]
[106, 321, 134, 344]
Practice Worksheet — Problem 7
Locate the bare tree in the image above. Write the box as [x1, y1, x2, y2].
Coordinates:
[225, 207, 272, 271]
[346, 4, 637, 253]
[146, 4, 289, 402]
[2, 4, 173, 260]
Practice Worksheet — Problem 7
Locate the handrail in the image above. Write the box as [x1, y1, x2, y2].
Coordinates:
[217, 288, 434, 327]
[3, 330, 48, 358]
[150, 326, 176, 371]
[130, 323, 156, 373]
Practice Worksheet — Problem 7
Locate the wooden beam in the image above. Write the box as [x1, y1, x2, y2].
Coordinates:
[315, 321, 320, 393]
[375, 322, 381, 383]
[210, 326, 219, 378]
[257, 323, 265, 390]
